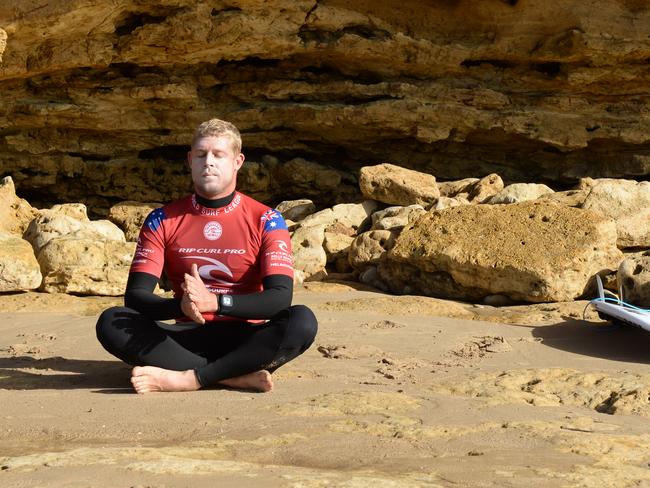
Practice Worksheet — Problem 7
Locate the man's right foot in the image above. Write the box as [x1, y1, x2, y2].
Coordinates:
[218, 370, 273, 392]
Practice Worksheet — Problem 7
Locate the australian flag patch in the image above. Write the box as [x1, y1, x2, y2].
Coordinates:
[144, 207, 166, 232]
[261, 208, 288, 233]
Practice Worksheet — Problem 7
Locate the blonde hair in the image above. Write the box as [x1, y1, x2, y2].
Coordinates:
[191, 119, 242, 153]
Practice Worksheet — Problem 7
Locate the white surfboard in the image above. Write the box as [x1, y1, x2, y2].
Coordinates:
[591, 275, 650, 332]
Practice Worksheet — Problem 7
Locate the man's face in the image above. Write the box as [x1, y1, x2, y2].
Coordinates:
[187, 135, 245, 199]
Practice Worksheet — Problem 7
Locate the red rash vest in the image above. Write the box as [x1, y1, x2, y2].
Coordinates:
[130, 192, 294, 323]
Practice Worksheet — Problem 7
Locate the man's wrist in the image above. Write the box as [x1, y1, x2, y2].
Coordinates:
[218, 293, 234, 314]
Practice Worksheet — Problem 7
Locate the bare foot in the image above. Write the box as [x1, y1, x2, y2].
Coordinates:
[131, 366, 201, 394]
[218, 370, 273, 392]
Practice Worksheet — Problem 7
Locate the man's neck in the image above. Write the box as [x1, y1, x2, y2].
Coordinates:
[194, 191, 236, 208]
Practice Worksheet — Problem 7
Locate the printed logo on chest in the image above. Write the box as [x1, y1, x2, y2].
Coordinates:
[203, 221, 222, 241]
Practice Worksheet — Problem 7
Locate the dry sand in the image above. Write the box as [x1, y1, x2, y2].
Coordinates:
[1, 283, 650, 487]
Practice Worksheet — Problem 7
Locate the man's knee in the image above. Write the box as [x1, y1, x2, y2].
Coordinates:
[287, 305, 318, 349]
[95, 306, 138, 351]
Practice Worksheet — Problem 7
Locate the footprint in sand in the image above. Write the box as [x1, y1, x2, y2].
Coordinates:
[316, 344, 384, 359]
[437, 335, 512, 367]
[360, 320, 405, 329]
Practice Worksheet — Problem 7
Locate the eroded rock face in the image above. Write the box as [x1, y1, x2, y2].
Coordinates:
[0, 231, 42, 292]
[0, 176, 37, 235]
[5, 1, 650, 209]
[380, 201, 623, 302]
[618, 252, 650, 307]
[580, 179, 650, 249]
[349, 230, 398, 270]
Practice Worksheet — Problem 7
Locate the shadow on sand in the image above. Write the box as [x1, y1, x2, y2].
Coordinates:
[532, 318, 650, 364]
[0, 356, 133, 392]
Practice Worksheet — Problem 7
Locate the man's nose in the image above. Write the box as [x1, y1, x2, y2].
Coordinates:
[205, 152, 216, 166]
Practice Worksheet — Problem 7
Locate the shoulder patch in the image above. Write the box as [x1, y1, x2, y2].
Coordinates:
[261, 208, 288, 233]
[144, 208, 166, 232]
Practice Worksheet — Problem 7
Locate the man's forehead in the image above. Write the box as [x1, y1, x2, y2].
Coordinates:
[193, 134, 234, 150]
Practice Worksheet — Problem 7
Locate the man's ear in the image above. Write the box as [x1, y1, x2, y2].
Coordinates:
[187, 151, 193, 169]
[234, 153, 245, 171]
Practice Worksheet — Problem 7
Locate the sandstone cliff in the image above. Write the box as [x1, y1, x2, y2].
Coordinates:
[2, 1, 650, 211]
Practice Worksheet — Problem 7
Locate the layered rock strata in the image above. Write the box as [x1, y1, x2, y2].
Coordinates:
[3, 1, 650, 209]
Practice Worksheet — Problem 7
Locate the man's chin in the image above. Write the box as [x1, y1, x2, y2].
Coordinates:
[195, 185, 231, 199]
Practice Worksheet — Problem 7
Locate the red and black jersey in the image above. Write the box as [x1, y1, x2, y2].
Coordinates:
[130, 192, 293, 322]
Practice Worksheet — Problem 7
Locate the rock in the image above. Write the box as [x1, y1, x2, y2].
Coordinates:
[580, 179, 650, 248]
[438, 178, 479, 198]
[380, 201, 623, 302]
[467, 173, 504, 203]
[37, 237, 135, 295]
[48, 203, 89, 220]
[300, 201, 377, 231]
[0, 231, 42, 292]
[108, 201, 161, 241]
[359, 164, 439, 206]
[290, 224, 327, 281]
[488, 183, 554, 204]
[24, 211, 126, 254]
[324, 232, 354, 272]
[325, 221, 357, 237]
[430, 196, 471, 211]
[0, 176, 37, 235]
[6, 1, 650, 210]
[541, 189, 589, 207]
[276, 199, 316, 222]
[371, 205, 426, 231]
[617, 251, 650, 307]
[349, 230, 398, 270]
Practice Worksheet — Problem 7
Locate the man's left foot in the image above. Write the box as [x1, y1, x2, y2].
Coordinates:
[130, 366, 201, 394]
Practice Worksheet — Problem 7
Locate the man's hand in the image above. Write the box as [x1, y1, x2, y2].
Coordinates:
[183, 263, 219, 317]
[181, 292, 205, 325]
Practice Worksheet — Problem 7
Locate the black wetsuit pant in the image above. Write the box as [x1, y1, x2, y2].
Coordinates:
[95, 305, 318, 387]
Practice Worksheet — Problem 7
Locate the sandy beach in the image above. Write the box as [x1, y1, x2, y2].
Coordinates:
[1, 283, 650, 487]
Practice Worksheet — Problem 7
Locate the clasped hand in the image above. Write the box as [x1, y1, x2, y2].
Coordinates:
[180, 263, 218, 325]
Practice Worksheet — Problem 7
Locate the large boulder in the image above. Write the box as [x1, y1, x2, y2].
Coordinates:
[0, 176, 37, 235]
[24, 204, 125, 254]
[617, 252, 650, 307]
[0, 231, 42, 292]
[108, 201, 161, 242]
[380, 201, 623, 302]
[580, 178, 650, 248]
[359, 164, 439, 206]
[37, 237, 135, 295]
